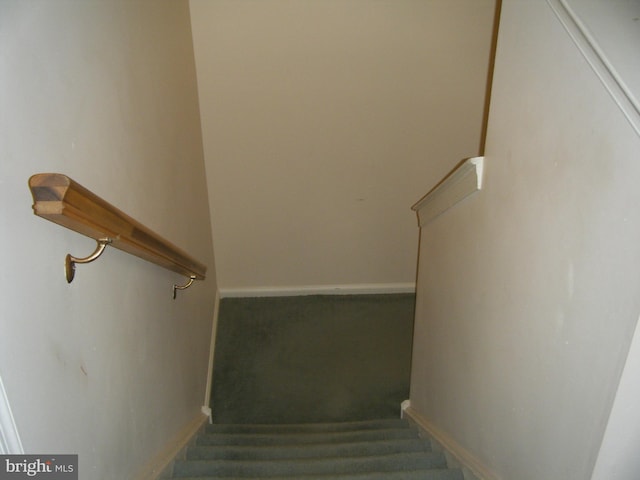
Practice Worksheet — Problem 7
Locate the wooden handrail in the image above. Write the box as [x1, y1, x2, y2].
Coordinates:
[28, 173, 207, 282]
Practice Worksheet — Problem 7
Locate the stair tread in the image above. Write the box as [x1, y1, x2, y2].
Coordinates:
[207, 418, 409, 434]
[173, 451, 446, 477]
[187, 438, 430, 460]
[197, 428, 418, 446]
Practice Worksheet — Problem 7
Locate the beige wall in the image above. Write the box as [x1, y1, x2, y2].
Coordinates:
[0, 1, 216, 478]
[410, 1, 640, 479]
[190, 0, 496, 292]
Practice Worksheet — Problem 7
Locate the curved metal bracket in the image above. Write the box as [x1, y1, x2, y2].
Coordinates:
[65, 238, 112, 283]
[173, 275, 196, 299]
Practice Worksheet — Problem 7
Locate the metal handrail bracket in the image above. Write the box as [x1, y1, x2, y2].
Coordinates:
[28, 173, 207, 297]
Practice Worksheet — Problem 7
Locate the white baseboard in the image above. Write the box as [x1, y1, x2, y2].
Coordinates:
[401, 401, 499, 480]
[202, 289, 220, 422]
[219, 283, 416, 298]
[135, 412, 208, 480]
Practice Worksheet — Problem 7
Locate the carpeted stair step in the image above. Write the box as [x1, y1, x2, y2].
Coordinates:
[196, 428, 417, 447]
[171, 418, 463, 479]
[204, 418, 409, 434]
[187, 438, 430, 461]
[173, 451, 446, 477]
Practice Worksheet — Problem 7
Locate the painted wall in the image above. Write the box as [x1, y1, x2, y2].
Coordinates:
[410, 1, 640, 479]
[190, 0, 495, 292]
[0, 1, 217, 478]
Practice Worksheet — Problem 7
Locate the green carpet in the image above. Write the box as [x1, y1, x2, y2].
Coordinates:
[210, 294, 415, 424]
[171, 418, 464, 479]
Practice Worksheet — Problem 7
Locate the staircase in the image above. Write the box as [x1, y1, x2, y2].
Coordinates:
[170, 418, 463, 479]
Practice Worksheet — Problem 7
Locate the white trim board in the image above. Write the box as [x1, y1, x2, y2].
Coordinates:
[135, 412, 207, 480]
[219, 283, 416, 298]
[547, 0, 640, 138]
[402, 402, 499, 480]
[412, 157, 484, 227]
[0, 374, 23, 455]
[202, 289, 220, 423]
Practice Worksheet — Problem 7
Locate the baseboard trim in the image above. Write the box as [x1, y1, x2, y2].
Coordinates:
[219, 283, 416, 298]
[135, 412, 207, 480]
[202, 289, 220, 422]
[401, 402, 499, 480]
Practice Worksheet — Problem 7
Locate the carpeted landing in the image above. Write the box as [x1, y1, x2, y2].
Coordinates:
[210, 294, 416, 424]
[171, 418, 463, 479]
